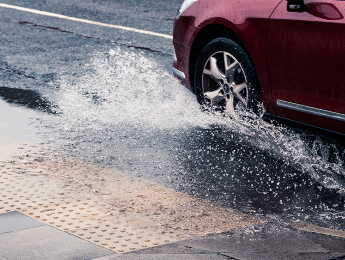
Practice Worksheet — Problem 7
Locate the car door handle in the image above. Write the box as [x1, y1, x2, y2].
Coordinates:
[289, 4, 301, 10]
[287, 0, 305, 12]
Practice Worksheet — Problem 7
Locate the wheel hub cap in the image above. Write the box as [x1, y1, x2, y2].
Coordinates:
[223, 83, 230, 93]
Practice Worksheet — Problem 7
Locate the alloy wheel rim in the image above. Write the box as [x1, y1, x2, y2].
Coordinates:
[202, 51, 248, 115]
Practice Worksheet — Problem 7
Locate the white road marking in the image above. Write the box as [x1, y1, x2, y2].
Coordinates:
[0, 3, 173, 39]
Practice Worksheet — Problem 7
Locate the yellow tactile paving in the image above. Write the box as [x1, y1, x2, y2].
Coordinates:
[0, 169, 194, 253]
[0, 148, 264, 253]
[23, 200, 108, 228]
[289, 221, 345, 239]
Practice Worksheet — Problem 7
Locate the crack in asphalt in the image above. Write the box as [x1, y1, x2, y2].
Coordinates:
[18, 21, 172, 56]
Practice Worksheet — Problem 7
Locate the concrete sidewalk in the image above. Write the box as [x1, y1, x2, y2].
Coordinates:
[1, 210, 345, 260]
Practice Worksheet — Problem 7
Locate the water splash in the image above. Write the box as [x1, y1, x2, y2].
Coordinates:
[213, 113, 345, 195]
[57, 47, 217, 131]
[45, 47, 345, 191]
[35, 47, 344, 228]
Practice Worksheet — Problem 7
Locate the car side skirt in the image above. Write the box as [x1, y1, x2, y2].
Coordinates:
[172, 67, 186, 80]
[277, 99, 345, 123]
[263, 113, 345, 140]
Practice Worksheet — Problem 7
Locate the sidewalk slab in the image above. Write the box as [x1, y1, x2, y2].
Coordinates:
[300, 231, 345, 258]
[125, 243, 209, 255]
[223, 252, 342, 260]
[116, 254, 227, 260]
[168, 223, 345, 260]
[179, 224, 328, 254]
[0, 225, 115, 260]
[0, 211, 44, 234]
[121, 224, 345, 260]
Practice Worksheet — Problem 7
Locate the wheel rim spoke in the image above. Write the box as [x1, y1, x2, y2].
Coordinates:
[233, 82, 248, 107]
[204, 87, 225, 106]
[225, 58, 240, 84]
[203, 57, 226, 83]
[225, 94, 235, 114]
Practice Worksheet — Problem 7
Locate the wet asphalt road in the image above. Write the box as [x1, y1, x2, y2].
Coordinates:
[0, 0, 345, 231]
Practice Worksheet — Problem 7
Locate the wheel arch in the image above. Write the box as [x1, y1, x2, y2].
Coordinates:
[189, 23, 254, 93]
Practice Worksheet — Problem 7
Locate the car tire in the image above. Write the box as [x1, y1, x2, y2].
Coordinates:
[194, 37, 261, 115]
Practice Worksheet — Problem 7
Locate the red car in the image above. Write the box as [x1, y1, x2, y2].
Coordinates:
[172, 0, 345, 135]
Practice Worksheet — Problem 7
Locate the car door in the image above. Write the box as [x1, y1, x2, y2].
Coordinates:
[267, 0, 345, 134]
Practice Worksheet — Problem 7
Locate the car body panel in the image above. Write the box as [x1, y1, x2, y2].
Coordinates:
[268, 0, 345, 133]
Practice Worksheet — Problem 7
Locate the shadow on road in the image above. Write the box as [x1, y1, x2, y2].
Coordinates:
[0, 87, 59, 114]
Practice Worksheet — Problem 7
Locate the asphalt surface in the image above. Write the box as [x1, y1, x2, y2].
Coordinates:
[0, 1, 345, 257]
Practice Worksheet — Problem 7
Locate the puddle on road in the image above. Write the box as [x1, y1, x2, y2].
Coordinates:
[1, 46, 344, 230]
[0, 98, 44, 156]
[0, 86, 59, 114]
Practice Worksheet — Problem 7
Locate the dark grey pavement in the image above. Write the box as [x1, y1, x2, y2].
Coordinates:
[1, 211, 345, 260]
[0, 211, 115, 260]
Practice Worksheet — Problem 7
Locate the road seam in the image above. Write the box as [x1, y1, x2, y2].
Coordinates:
[18, 20, 172, 56]
[0, 3, 173, 39]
